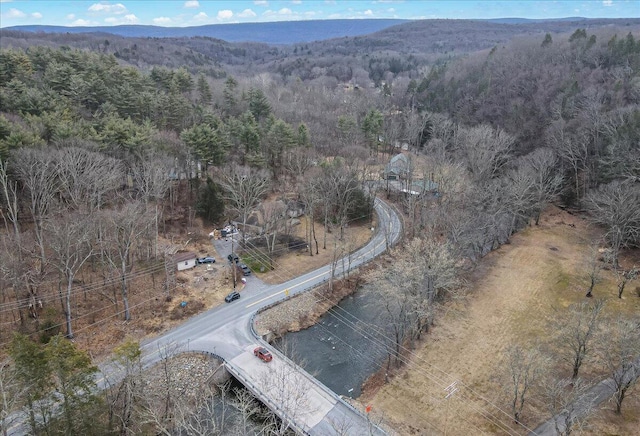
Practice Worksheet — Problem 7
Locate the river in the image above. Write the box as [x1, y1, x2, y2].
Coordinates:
[275, 286, 388, 399]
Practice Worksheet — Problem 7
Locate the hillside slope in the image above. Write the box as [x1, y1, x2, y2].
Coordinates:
[5, 19, 408, 45]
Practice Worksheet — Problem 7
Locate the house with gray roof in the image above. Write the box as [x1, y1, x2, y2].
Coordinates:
[383, 153, 411, 180]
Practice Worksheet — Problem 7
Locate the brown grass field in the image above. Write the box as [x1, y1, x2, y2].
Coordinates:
[361, 206, 640, 435]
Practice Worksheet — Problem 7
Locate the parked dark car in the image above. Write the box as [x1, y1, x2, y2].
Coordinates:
[224, 291, 240, 303]
[227, 253, 239, 263]
[197, 256, 216, 264]
[238, 263, 251, 276]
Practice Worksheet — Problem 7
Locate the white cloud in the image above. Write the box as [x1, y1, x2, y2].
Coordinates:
[72, 18, 95, 26]
[184, 0, 199, 8]
[602, 0, 613, 5]
[238, 8, 257, 18]
[88, 3, 127, 14]
[31, 12, 42, 19]
[388, 8, 396, 13]
[66, 13, 76, 20]
[193, 11, 208, 21]
[104, 13, 139, 24]
[364, 9, 373, 16]
[0, 0, 14, 3]
[3, 8, 26, 18]
[217, 9, 233, 19]
[254, 0, 268, 5]
[153, 16, 172, 24]
[123, 13, 138, 23]
[278, 7, 293, 15]
[291, 0, 302, 4]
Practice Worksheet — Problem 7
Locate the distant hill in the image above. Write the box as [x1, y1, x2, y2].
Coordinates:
[5, 19, 408, 45]
[2, 17, 639, 81]
[299, 18, 640, 58]
[484, 17, 589, 24]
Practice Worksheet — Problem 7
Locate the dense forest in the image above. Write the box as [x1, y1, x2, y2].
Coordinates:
[1, 18, 639, 435]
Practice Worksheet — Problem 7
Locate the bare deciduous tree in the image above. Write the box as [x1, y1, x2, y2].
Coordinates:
[104, 339, 144, 435]
[103, 202, 152, 321]
[46, 213, 95, 338]
[553, 299, 605, 380]
[0, 233, 41, 326]
[503, 345, 546, 424]
[261, 200, 287, 266]
[584, 242, 604, 298]
[282, 147, 315, 186]
[54, 147, 123, 212]
[522, 148, 564, 225]
[585, 180, 640, 266]
[367, 237, 461, 366]
[131, 151, 172, 205]
[219, 165, 270, 244]
[544, 377, 594, 436]
[299, 176, 321, 256]
[459, 124, 514, 182]
[131, 151, 172, 258]
[231, 385, 261, 435]
[615, 266, 638, 299]
[597, 317, 640, 414]
[11, 148, 59, 272]
[171, 381, 230, 436]
[0, 159, 20, 242]
[548, 124, 590, 199]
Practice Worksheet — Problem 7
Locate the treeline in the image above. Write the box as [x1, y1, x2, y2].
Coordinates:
[418, 28, 640, 185]
[407, 28, 640, 260]
[0, 46, 312, 172]
[0, 44, 377, 345]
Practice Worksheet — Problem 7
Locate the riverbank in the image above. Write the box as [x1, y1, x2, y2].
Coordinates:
[254, 275, 364, 340]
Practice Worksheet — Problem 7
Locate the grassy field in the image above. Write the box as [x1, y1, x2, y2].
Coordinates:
[362, 206, 640, 435]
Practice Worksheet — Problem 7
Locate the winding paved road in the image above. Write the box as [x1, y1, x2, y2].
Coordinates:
[113, 197, 401, 435]
[6, 198, 400, 435]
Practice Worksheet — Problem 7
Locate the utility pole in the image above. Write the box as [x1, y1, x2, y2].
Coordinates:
[231, 232, 236, 290]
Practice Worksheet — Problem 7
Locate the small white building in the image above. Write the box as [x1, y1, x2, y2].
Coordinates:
[174, 252, 197, 271]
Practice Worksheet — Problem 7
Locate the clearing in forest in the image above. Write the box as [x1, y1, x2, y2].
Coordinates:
[363, 206, 640, 435]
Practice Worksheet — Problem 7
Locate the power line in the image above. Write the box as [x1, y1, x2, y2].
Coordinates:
[0, 261, 167, 313]
[236, 227, 530, 435]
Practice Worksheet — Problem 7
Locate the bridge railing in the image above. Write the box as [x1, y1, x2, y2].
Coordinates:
[224, 359, 312, 435]
[249, 311, 386, 435]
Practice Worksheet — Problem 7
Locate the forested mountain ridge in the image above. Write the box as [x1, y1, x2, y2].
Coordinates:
[5, 19, 409, 45]
[2, 18, 639, 79]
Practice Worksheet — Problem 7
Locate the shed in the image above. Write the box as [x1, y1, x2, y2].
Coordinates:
[174, 252, 197, 271]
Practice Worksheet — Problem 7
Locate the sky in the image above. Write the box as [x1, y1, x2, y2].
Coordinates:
[0, 0, 637, 28]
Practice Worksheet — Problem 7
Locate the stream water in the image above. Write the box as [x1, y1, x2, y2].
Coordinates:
[275, 287, 388, 399]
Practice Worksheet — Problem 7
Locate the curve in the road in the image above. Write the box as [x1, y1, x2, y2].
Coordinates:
[106, 197, 401, 435]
